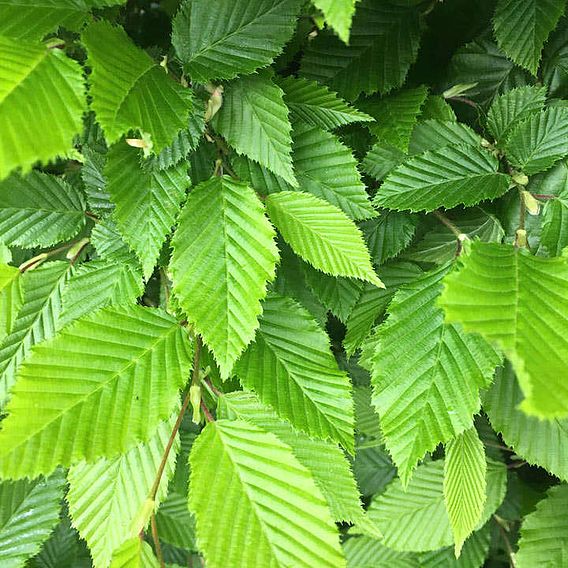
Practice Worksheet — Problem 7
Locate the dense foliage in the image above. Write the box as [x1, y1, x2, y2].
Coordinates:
[1, 0, 568, 566]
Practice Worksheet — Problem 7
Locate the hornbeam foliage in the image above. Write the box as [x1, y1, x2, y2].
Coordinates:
[0, 1, 568, 566]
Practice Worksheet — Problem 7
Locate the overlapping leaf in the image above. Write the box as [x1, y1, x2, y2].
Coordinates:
[312, 0, 356, 43]
[0, 264, 22, 343]
[408, 120, 481, 155]
[109, 538, 159, 568]
[171, 176, 278, 379]
[189, 419, 346, 568]
[0, 305, 192, 479]
[439, 241, 568, 417]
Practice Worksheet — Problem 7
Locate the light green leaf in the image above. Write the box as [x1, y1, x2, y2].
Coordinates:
[301, 0, 422, 99]
[83, 21, 192, 152]
[484, 362, 568, 482]
[542, 192, 568, 255]
[292, 122, 375, 219]
[81, 146, 112, 216]
[59, 259, 144, 329]
[0, 0, 126, 40]
[444, 428, 487, 557]
[67, 416, 178, 568]
[189, 419, 346, 568]
[171, 176, 278, 379]
[213, 73, 296, 185]
[0, 305, 192, 479]
[172, 0, 302, 82]
[0, 172, 85, 248]
[366, 264, 500, 484]
[106, 142, 188, 279]
[409, 120, 482, 155]
[231, 154, 292, 195]
[0, 36, 85, 179]
[235, 292, 355, 450]
[219, 390, 363, 523]
[109, 538, 159, 568]
[504, 107, 568, 175]
[439, 241, 568, 418]
[366, 458, 506, 552]
[278, 76, 373, 130]
[516, 484, 568, 567]
[493, 0, 565, 74]
[90, 219, 132, 262]
[486, 85, 547, 143]
[0, 470, 65, 568]
[266, 191, 383, 286]
[0, 264, 22, 343]
[0, 261, 73, 405]
[312, 0, 356, 43]
[376, 145, 510, 212]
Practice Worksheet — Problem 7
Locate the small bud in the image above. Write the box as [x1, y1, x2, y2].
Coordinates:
[205, 86, 224, 122]
[512, 173, 529, 186]
[522, 191, 540, 215]
[515, 229, 528, 248]
[66, 238, 90, 260]
[442, 82, 478, 99]
[190, 384, 202, 424]
[129, 498, 155, 537]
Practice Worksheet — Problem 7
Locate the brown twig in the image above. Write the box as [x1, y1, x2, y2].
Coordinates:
[151, 514, 165, 568]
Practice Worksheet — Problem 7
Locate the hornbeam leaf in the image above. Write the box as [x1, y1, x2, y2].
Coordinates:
[0, 305, 192, 479]
[376, 145, 511, 212]
[439, 241, 568, 418]
[0, 36, 85, 179]
[0, 264, 23, 343]
[109, 538, 159, 568]
[516, 484, 568, 567]
[213, 73, 297, 186]
[67, 416, 178, 568]
[171, 176, 278, 379]
[266, 191, 383, 286]
[484, 362, 568, 482]
[219, 391, 363, 523]
[0, 470, 65, 568]
[493, 0, 565, 74]
[366, 264, 500, 484]
[188, 419, 346, 568]
[362, 142, 406, 181]
[300, 0, 422, 99]
[366, 459, 506, 552]
[0, 261, 73, 405]
[172, 0, 302, 83]
[0, 172, 85, 248]
[278, 76, 373, 130]
[312, 0, 356, 43]
[83, 21, 193, 153]
[235, 293, 355, 450]
[504, 107, 568, 175]
[0, 0, 127, 40]
[408, 120, 482, 155]
[106, 142, 189, 279]
[444, 428, 487, 557]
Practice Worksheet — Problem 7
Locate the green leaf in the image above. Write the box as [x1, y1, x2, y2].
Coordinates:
[344, 261, 423, 356]
[106, 142, 188, 279]
[0, 470, 65, 568]
[439, 241, 568, 418]
[493, 0, 565, 74]
[189, 419, 345, 567]
[486, 86, 547, 143]
[67, 416, 178, 568]
[82, 21, 192, 152]
[171, 176, 278, 379]
[291, 122, 375, 219]
[420, 95, 457, 122]
[81, 146, 112, 216]
[484, 362, 568, 482]
[0, 261, 72, 405]
[353, 444, 396, 498]
[365, 458, 506, 552]
[366, 264, 500, 484]
[278, 76, 373, 130]
[172, 0, 302, 82]
[266, 191, 383, 286]
[444, 428, 487, 557]
[231, 154, 292, 195]
[409, 120, 482, 155]
[235, 292, 355, 450]
[376, 145, 510, 212]
[542, 191, 568, 255]
[219, 391, 364, 523]
[0, 36, 85, 179]
[359, 86, 429, 152]
[516, 484, 568, 567]
[301, 0, 422, 99]
[312, 0, 356, 43]
[0, 305, 192, 479]
[0, 0, 126, 40]
[0, 264, 22, 343]
[362, 142, 406, 181]
[109, 538, 159, 568]
[0, 172, 85, 248]
[504, 107, 568, 175]
[213, 73, 296, 185]
[59, 259, 144, 329]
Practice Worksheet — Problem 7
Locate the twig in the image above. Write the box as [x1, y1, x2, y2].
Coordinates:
[201, 400, 214, 423]
[151, 514, 165, 568]
[432, 210, 468, 256]
[494, 515, 517, 567]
